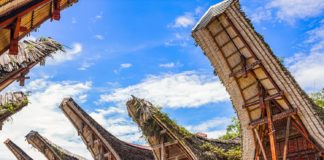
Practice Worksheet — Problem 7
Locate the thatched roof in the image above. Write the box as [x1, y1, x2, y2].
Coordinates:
[4, 139, 33, 160]
[60, 98, 155, 160]
[0, 37, 64, 91]
[127, 96, 240, 160]
[26, 131, 87, 160]
[0, 91, 28, 129]
[0, 0, 78, 55]
[192, 0, 324, 159]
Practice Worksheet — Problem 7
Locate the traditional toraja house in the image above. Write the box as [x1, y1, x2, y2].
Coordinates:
[0, 37, 64, 91]
[26, 130, 87, 160]
[192, 0, 324, 159]
[60, 98, 155, 160]
[0, 0, 78, 55]
[127, 96, 241, 160]
[0, 91, 27, 130]
[4, 139, 33, 160]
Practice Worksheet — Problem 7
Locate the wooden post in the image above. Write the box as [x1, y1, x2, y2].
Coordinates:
[254, 129, 267, 160]
[283, 117, 291, 160]
[265, 101, 278, 160]
[160, 135, 166, 160]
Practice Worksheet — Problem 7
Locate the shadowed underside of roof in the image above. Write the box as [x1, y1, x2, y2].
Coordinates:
[4, 139, 33, 160]
[26, 130, 87, 160]
[127, 96, 241, 160]
[60, 98, 155, 160]
[192, 0, 324, 159]
[0, 0, 78, 55]
[0, 37, 64, 91]
[0, 91, 28, 129]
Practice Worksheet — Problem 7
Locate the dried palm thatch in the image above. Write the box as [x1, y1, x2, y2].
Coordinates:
[0, 91, 28, 129]
[0, 37, 64, 91]
[60, 98, 155, 160]
[127, 96, 241, 160]
[26, 131, 87, 160]
[192, 0, 324, 159]
[4, 139, 33, 160]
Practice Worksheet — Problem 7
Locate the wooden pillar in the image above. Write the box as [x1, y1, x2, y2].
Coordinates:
[265, 102, 278, 160]
[283, 117, 291, 160]
[160, 135, 166, 160]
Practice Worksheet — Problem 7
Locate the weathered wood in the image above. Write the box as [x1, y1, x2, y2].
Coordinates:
[283, 117, 291, 160]
[254, 129, 267, 160]
[249, 108, 297, 128]
[243, 91, 284, 108]
[4, 139, 33, 160]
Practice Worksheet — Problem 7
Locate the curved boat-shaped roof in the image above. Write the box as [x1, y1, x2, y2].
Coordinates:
[26, 131, 87, 160]
[4, 139, 33, 160]
[0, 92, 28, 129]
[0, 37, 64, 91]
[127, 96, 241, 160]
[60, 98, 155, 160]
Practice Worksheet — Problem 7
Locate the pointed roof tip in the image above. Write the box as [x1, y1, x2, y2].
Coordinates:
[60, 97, 74, 107]
[192, 0, 234, 31]
[4, 138, 10, 144]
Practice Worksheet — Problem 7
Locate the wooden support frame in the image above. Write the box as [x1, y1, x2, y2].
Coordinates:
[282, 117, 291, 160]
[52, 0, 61, 20]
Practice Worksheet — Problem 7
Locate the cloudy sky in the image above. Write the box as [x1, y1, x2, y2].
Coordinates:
[1, 0, 324, 159]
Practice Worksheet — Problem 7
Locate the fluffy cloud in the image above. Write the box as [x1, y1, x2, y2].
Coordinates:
[99, 71, 229, 108]
[47, 43, 83, 65]
[286, 21, 324, 91]
[0, 79, 92, 159]
[269, 0, 324, 21]
[250, 0, 324, 23]
[171, 14, 195, 28]
[186, 117, 231, 138]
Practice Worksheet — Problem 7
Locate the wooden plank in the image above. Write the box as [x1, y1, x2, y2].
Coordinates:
[265, 101, 278, 160]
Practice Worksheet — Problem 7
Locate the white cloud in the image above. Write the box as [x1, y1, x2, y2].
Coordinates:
[47, 43, 83, 65]
[159, 62, 175, 68]
[94, 35, 104, 40]
[78, 62, 94, 71]
[171, 14, 195, 28]
[186, 117, 231, 138]
[0, 79, 92, 160]
[250, 0, 324, 23]
[120, 63, 132, 69]
[99, 71, 229, 108]
[286, 21, 324, 91]
[269, 0, 324, 21]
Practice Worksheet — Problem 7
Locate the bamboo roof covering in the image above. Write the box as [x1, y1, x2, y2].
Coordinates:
[0, 37, 64, 91]
[0, 91, 27, 130]
[26, 130, 87, 160]
[0, 0, 78, 55]
[192, 0, 324, 159]
[60, 98, 155, 160]
[4, 139, 33, 160]
[127, 96, 241, 160]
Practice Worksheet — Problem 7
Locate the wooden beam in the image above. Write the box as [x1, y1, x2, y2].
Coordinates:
[283, 117, 291, 160]
[243, 91, 284, 108]
[152, 140, 179, 149]
[249, 108, 297, 128]
[229, 59, 261, 78]
[254, 128, 267, 160]
[52, 0, 61, 20]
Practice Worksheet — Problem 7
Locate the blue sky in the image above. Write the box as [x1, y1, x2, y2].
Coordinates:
[1, 0, 324, 159]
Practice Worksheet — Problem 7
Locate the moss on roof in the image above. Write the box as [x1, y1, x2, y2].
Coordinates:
[0, 92, 28, 121]
[127, 96, 241, 160]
